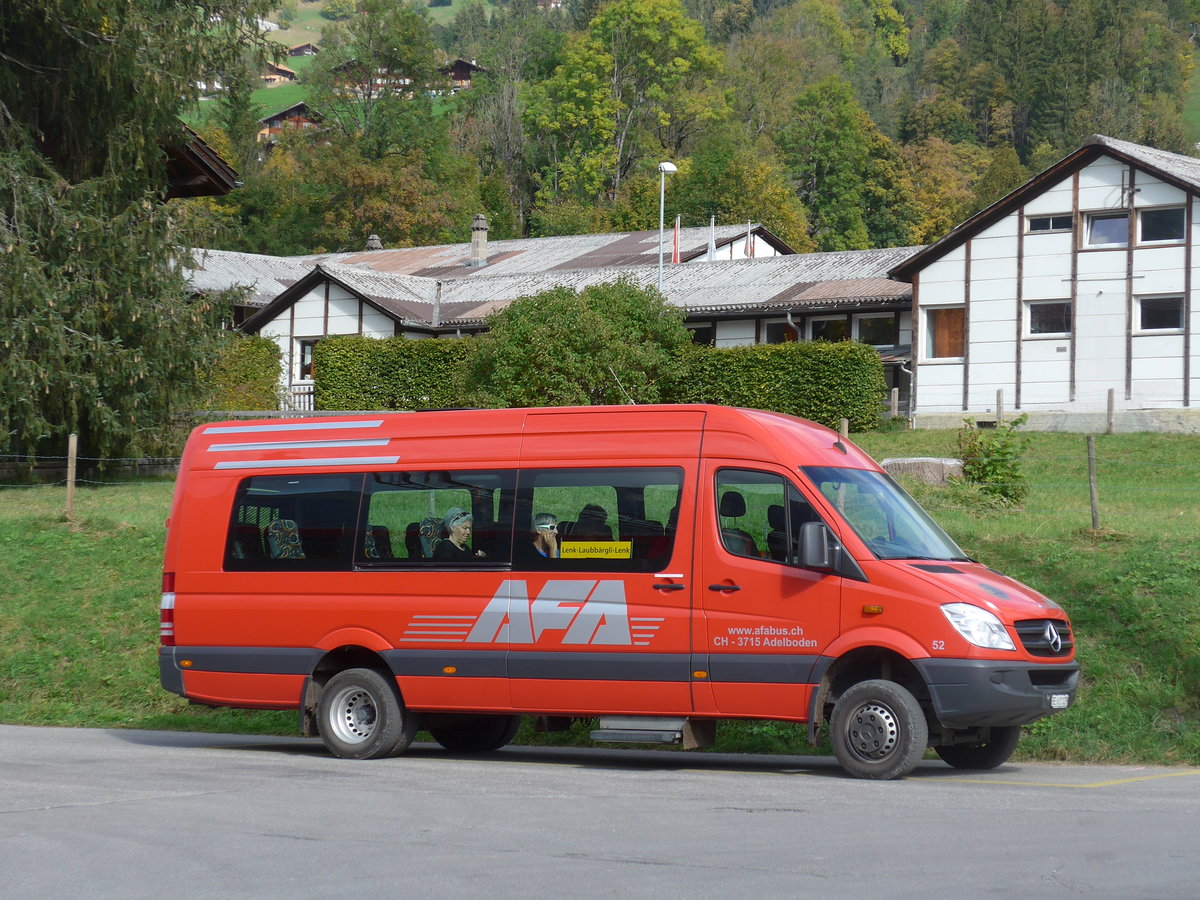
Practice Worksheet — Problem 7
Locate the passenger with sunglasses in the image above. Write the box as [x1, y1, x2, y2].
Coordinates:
[531, 512, 560, 558]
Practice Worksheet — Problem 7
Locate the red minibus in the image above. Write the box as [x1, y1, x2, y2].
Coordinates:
[160, 405, 1077, 779]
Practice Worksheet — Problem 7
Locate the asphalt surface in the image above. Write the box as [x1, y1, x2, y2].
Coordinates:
[1, 724, 1196, 899]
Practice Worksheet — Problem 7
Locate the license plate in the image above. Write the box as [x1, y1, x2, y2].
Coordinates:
[1050, 694, 1070, 709]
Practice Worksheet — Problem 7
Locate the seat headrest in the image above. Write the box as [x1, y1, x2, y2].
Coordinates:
[719, 491, 746, 517]
[767, 503, 786, 530]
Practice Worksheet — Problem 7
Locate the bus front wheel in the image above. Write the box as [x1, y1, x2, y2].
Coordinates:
[317, 668, 416, 759]
[830, 679, 928, 780]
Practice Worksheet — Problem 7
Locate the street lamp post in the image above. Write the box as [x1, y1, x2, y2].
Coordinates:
[657, 161, 677, 295]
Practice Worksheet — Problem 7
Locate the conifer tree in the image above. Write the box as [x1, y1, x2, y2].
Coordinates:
[0, 0, 275, 460]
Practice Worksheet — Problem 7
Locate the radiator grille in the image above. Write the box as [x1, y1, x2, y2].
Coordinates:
[1014, 619, 1074, 657]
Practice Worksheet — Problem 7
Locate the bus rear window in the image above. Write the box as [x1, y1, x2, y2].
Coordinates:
[225, 474, 363, 571]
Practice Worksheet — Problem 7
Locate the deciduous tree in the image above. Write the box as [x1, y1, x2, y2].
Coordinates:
[524, 0, 723, 206]
[777, 76, 919, 250]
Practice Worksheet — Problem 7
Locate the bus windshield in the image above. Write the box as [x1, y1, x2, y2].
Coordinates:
[801, 466, 968, 562]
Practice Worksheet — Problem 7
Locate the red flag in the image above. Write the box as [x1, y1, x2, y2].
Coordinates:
[672, 215, 680, 264]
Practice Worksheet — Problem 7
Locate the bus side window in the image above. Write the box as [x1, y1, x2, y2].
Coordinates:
[517, 467, 684, 572]
[224, 474, 362, 572]
[358, 470, 515, 566]
[714, 469, 817, 566]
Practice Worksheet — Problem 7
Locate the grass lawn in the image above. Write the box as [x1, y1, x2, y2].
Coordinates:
[2, 429, 1197, 765]
[267, 2, 331, 47]
[1183, 49, 1200, 140]
[265, 0, 471, 42]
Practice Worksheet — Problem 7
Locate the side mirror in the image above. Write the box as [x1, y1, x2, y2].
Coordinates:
[799, 521, 836, 571]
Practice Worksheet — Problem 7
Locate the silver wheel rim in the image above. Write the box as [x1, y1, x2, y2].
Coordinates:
[328, 686, 378, 744]
[845, 700, 900, 763]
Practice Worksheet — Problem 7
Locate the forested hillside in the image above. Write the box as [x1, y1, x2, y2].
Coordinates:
[189, 0, 1200, 255]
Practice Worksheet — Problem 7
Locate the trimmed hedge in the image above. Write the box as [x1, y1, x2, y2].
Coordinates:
[313, 335, 475, 411]
[665, 340, 885, 431]
[313, 333, 884, 430]
[204, 334, 282, 411]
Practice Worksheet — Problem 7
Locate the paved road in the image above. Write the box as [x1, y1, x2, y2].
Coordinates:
[1, 724, 1196, 899]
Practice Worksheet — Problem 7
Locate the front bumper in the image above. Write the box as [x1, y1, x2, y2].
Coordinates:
[914, 658, 1079, 728]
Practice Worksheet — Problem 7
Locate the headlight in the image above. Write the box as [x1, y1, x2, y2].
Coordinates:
[941, 603, 1015, 651]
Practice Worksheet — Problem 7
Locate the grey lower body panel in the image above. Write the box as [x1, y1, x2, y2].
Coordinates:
[915, 657, 1079, 728]
[159, 647, 185, 697]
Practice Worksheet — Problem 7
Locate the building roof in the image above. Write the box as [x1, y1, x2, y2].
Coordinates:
[165, 125, 239, 199]
[187, 248, 313, 306]
[265, 61, 297, 78]
[890, 134, 1200, 281]
[308, 223, 793, 279]
[259, 102, 313, 125]
[191, 223, 795, 308]
[238, 245, 920, 333]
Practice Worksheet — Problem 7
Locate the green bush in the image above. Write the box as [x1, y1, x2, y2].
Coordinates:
[464, 280, 691, 408]
[666, 340, 884, 431]
[313, 335, 475, 411]
[955, 413, 1030, 504]
[203, 334, 281, 411]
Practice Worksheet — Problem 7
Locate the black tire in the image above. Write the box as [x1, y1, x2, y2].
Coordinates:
[317, 668, 417, 760]
[830, 679, 929, 780]
[431, 714, 522, 752]
[934, 725, 1022, 770]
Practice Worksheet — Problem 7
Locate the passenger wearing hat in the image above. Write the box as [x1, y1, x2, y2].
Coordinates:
[434, 507, 486, 561]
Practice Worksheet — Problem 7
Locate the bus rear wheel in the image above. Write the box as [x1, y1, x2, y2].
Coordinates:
[431, 715, 522, 752]
[934, 725, 1021, 770]
[317, 668, 416, 759]
[830, 679, 928, 780]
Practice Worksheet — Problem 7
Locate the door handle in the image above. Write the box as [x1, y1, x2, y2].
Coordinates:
[653, 582, 686, 592]
[708, 583, 742, 592]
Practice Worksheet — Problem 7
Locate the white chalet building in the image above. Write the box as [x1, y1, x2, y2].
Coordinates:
[891, 135, 1199, 431]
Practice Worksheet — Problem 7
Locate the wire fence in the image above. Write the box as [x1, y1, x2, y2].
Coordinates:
[4, 431, 1196, 533]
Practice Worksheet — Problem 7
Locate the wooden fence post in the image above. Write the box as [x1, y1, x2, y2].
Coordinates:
[1087, 435, 1100, 530]
[890, 387, 899, 419]
[1106, 389, 1115, 435]
[66, 433, 78, 519]
[838, 418, 849, 439]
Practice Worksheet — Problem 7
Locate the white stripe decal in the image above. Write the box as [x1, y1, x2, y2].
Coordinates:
[208, 438, 390, 452]
[202, 420, 385, 435]
[214, 456, 400, 469]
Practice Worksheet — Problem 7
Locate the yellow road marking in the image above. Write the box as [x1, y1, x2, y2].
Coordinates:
[942, 770, 1200, 788]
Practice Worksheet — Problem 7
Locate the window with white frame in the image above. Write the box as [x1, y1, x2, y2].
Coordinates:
[297, 338, 320, 380]
[1085, 211, 1130, 247]
[1025, 300, 1071, 336]
[1028, 214, 1073, 233]
[925, 306, 964, 359]
[855, 314, 895, 346]
[1137, 296, 1184, 331]
[809, 316, 849, 342]
[1138, 207, 1185, 243]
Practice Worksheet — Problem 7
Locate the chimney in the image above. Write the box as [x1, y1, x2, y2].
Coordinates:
[469, 213, 488, 267]
[364, 233, 383, 251]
